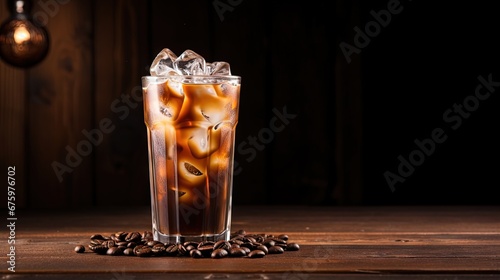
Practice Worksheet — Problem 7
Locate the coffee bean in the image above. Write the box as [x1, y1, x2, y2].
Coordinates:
[125, 232, 141, 243]
[165, 244, 178, 256]
[240, 246, 251, 255]
[111, 232, 127, 242]
[107, 247, 123, 256]
[278, 234, 289, 241]
[136, 247, 153, 257]
[190, 249, 203, 258]
[273, 243, 287, 250]
[231, 237, 242, 242]
[80, 230, 300, 259]
[243, 236, 256, 243]
[183, 241, 199, 248]
[271, 238, 287, 245]
[248, 250, 266, 258]
[147, 240, 162, 247]
[268, 245, 284, 254]
[211, 248, 228, 258]
[286, 242, 300, 251]
[123, 248, 134, 256]
[231, 239, 244, 245]
[88, 244, 107, 254]
[151, 244, 166, 256]
[141, 231, 154, 242]
[90, 234, 105, 240]
[197, 245, 214, 257]
[74, 245, 85, 253]
[133, 245, 146, 256]
[229, 247, 246, 257]
[240, 242, 253, 250]
[116, 241, 128, 247]
[256, 245, 268, 254]
[214, 240, 231, 251]
[90, 239, 104, 246]
[254, 235, 265, 243]
[103, 240, 115, 248]
[251, 242, 264, 250]
[197, 241, 215, 249]
[197, 241, 215, 257]
[177, 244, 188, 256]
[263, 239, 275, 247]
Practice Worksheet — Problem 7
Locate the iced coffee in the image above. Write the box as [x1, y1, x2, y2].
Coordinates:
[142, 49, 240, 243]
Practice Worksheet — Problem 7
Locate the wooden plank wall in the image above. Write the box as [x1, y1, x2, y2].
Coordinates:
[27, 0, 93, 208]
[334, 0, 363, 205]
[93, 0, 150, 207]
[0, 5, 27, 208]
[0, 0, 363, 209]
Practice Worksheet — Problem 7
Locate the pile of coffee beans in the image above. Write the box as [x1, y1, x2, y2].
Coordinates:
[75, 229, 300, 259]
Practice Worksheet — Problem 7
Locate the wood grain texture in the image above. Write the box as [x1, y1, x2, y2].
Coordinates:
[93, 0, 150, 207]
[0, 56, 27, 208]
[2, 0, 370, 210]
[27, 0, 93, 208]
[207, 0, 270, 204]
[0, 6, 28, 208]
[334, 0, 363, 205]
[3, 0, 497, 211]
[9, 206, 500, 278]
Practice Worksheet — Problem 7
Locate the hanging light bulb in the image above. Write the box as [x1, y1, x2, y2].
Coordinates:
[0, 0, 49, 68]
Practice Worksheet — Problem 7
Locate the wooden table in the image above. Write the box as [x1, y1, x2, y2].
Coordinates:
[6, 205, 500, 279]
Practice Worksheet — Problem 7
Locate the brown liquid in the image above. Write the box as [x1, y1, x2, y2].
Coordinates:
[144, 77, 239, 237]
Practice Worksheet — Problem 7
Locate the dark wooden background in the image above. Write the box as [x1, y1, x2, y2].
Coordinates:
[1, 0, 499, 209]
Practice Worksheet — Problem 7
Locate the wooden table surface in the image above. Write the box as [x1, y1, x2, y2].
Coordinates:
[4, 205, 500, 279]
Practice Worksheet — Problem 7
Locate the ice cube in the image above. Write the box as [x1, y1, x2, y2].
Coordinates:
[150, 48, 234, 76]
[180, 84, 228, 124]
[208, 125, 233, 174]
[150, 48, 178, 76]
[214, 83, 238, 97]
[170, 187, 191, 202]
[187, 125, 222, 159]
[159, 106, 173, 118]
[184, 162, 203, 176]
[177, 151, 207, 187]
[159, 80, 184, 120]
[144, 84, 168, 126]
[182, 127, 208, 159]
[174, 49, 206, 75]
[206, 61, 231, 75]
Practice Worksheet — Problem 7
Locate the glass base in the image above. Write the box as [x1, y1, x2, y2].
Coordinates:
[153, 229, 230, 244]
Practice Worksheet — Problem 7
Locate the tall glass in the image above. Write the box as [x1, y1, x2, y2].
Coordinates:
[142, 75, 240, 244]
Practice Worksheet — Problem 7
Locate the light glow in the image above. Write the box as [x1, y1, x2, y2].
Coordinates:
[16, 1, 24, 13]
[13, 25, 30, 44]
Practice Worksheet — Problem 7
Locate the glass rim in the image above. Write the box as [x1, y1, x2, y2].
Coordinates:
[142, 74, 241, 79]
[142, 75, 241, 86]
